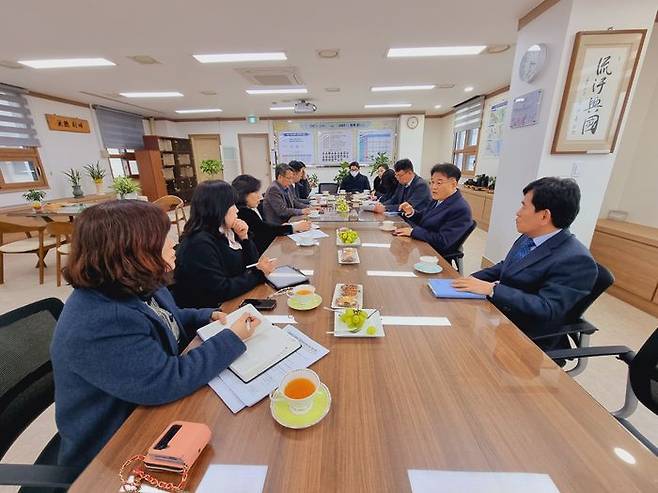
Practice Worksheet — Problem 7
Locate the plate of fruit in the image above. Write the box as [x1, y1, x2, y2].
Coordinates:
[336, 228, 361, 246]
[333, 308, 384, 337]
[331, 283, 363, 309]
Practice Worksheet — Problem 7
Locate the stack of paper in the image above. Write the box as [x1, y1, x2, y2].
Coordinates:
[287, 229, 329, 243]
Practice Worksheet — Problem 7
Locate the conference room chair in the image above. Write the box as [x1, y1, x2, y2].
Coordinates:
[532, 263, 614, 376]
[0, 220, 57, 285]
[153, 195, 187, 237]
[44, 222, 74, 287]
[318, 182, 339, 195]
[547, 327, 658, 455]
[442, 220, 477, 274]
[0, 298, 79, 491]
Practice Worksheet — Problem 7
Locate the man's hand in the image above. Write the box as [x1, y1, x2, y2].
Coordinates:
[393, 227, 412, 237]
[373, 203, 385, 214]
[399, 202, 414, 216]
[452, 277, 496, 296]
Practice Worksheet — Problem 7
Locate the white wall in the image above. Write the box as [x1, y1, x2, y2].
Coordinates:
[475, 91, 509, 177]
[599, 29, 658, 227]
[0, 96, 109, 208]
[421, 116, 454, 176]
[397, 114, 426, 175]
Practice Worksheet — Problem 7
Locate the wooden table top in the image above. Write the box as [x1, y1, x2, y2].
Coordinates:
[70, 215, 658, 492]
[5, 193, 115, 219]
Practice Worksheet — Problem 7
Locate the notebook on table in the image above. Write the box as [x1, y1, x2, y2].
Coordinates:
[427, 279, 487, 299]
[197, 304, 302, 383]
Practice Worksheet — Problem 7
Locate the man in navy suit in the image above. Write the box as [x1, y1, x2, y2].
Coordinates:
[453, 177, 597, 349]
[393, 163, 473, 255]
[372, 159, 431, 213]
[339, 161, 371, 193]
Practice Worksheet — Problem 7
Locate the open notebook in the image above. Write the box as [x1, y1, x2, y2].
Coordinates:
[197, 305, 302, 383]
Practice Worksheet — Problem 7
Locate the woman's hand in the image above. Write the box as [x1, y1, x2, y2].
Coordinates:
[256, 256, 277, 276]
[232, 219, 249, 240]
[373, 203, 385, 214]
[293, 220, 311, 232]
[229, 313, 261, 341]
[210, 311, 228, 324]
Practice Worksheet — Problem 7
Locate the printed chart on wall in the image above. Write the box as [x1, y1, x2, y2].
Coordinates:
[278, 131, 314, 163]
[273, 119, 397, 165]
[483, 101, 507, 158]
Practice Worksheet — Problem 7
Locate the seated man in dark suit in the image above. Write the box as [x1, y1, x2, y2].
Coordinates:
[262, 163, 312, 224]
[393, 163, 472, 255]
[372, 159, 431, 213]
[339, 161, 371, 193]
[289, 160, 311, 204]
[453, 177, 597, 349]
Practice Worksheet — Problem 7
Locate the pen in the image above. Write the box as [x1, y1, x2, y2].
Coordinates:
[246, 257, 277, 269]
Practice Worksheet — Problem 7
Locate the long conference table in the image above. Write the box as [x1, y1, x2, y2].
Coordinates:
[70, 213, 658, 492]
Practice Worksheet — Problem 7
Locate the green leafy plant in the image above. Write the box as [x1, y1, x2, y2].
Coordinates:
[308, 173, 319, 188]
[369, 152, 390, 176]
[63, 168, 82, 187]
[83, 161, 107, 183]
[333, 161, 350, 185]
[200, 158, 223, 176]
[23, 189, 46, 202]
[111, 176, 141, 198]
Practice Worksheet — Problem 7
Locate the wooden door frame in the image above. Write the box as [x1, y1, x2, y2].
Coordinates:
[237, 133, 271, 181]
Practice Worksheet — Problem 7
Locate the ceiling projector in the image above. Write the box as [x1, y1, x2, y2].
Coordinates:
[294, 100, 317, 113]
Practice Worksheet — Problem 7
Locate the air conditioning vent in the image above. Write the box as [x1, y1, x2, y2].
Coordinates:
[236, 67, 303, 86]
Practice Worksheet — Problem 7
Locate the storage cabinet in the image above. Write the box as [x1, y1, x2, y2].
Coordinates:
[461, 187, 494, 231]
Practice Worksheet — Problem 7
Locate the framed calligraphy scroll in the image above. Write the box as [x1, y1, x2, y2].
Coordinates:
[552, 29, 646, 154]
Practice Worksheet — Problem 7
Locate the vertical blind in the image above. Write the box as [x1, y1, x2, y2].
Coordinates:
[0, 83, 40, 147]
[94, 105, 145, 150]
[453, 96, 485, 132]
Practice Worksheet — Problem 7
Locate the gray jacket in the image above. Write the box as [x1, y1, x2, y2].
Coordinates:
[262, 180, 305, 224]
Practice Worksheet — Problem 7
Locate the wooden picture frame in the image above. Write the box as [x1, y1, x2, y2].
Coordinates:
[552, 29, 646, 154]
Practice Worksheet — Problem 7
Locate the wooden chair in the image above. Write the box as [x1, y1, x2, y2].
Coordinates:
[45, 222, 74, 287]
[153, 195, 187, 237]
[0, 220, 57, 285]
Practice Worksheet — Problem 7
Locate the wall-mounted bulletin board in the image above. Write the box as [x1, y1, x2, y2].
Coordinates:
[273, 119, 398, 166]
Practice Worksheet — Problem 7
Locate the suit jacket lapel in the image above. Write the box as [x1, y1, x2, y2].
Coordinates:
[502, 230, 571, 278]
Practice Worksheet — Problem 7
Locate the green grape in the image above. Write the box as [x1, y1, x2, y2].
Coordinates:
[367, 326, 377, 335]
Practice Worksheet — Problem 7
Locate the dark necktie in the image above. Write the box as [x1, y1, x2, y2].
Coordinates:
[508, 236, 535, 265]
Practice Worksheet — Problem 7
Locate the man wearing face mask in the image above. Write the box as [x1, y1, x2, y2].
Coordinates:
[339, 161, 371, 193]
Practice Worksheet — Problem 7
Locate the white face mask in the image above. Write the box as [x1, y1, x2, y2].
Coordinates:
[350, 170, 359, 177]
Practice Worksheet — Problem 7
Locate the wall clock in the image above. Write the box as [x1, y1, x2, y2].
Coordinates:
[406, 116, 419, 129]
[519, 43, 547, 83]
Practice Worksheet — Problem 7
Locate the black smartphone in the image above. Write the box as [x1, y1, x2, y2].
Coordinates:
[239, 298, 277, 311]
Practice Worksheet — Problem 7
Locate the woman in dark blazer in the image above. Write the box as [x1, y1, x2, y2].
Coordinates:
[51, 200, 258, 469]
[373, 164, 390, 197]
[174, 180, 277, 308]
[376, 168, 398, 203]
[232, 174, 311, 254]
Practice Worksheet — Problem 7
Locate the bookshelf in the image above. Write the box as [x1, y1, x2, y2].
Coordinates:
[135, 135, 198, 202]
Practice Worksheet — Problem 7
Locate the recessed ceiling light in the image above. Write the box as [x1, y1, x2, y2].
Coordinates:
[371, 85, 435, 92]
[127, 55, 160, 65]
[464, 86, 474, 92]
[270, 106, 295, 111]
[317, 49, 339, 59]
[120, 92, 183, 98]
[434, 104, 442, 109]
[200, 90, 217, 96]
[194, 52, 287, 63]
[17, 58, 115, 69]
[364, 103, 412, 109]
[247, 88, 307, 95]
[387, 46, 486, 58]
[175, 108, 223, 114]
[486, 44, 511, 54]
[325, 87, 341, 93]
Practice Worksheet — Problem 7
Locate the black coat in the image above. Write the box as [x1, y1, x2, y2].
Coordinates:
[238, 206, 293, 255]
[340, 173, 371, 192]
[173, 230, 264, 308]
[295, 179, 312, 200]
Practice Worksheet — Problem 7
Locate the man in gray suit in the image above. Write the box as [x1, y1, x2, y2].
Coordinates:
[262, 163, 312, 224]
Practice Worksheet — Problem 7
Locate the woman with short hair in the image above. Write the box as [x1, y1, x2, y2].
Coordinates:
[51, 199, 258, 469]
[232, 174, 310, 254]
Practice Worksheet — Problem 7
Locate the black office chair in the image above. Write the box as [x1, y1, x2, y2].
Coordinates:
[0, 298, 79, 492]
[442, 221, 477, 274]
[531, 263, 614, 375]
[318, 182, 339, 195]
[547, 327, 658, 455]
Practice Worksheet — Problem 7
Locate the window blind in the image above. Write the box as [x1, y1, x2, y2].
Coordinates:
[0, 83, 40, 147]
[453, 96, 485, 132]
[95, 105, 145, 150]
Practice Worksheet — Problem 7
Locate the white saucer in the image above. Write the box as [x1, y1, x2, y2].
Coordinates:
[414, 262, 443, 274]
[297, 241, 318, 247]
[379, 226, 396, 232]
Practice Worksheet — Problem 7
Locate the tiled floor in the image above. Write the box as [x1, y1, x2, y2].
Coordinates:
[1, 226, 656, 492]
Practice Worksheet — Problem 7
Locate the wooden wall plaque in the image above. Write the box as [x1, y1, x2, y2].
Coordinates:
[45, 114, 91, 133]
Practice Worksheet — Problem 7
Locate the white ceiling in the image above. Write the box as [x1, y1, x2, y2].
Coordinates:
[0, 0, 540, 119]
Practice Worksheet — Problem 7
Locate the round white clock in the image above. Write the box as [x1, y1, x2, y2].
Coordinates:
[406, 116, 419, 129]
[519, 44, 547, 83]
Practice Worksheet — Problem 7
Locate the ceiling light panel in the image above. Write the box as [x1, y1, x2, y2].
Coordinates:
[18, 58, 115, 68]
[175, 108, 223, 114]
[371, 85, 435, 92]
[194, 52, 287, 63]
[364, 103, 412, 109]
[120, 92, 183, 98]
[247, 88, 307, 95]
[270, 106, 295, 111]
[386, 46, 486, 57]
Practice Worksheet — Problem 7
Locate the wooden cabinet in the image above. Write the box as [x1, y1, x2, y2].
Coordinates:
[461, 187, 494, 231]
[136, 136, 197, 203]
[590, 219, 658, 317]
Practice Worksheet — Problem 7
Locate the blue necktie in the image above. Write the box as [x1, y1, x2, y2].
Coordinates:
[509, 236, 535, 265]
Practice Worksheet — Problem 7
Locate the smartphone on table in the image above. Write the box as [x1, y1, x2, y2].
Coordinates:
[239, 298, 277, 311]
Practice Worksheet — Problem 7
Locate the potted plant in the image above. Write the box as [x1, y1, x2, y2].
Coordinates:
[308, 172, 319, 189]
[23, 189, 46, 211]
[369, 152, 390, 176]
[84, 161, 107, 195]
[200, 158, 223, 178]
[111, 176, 141, 199]
[63, 168, 84, 198]
[333, 161, 350, 185]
